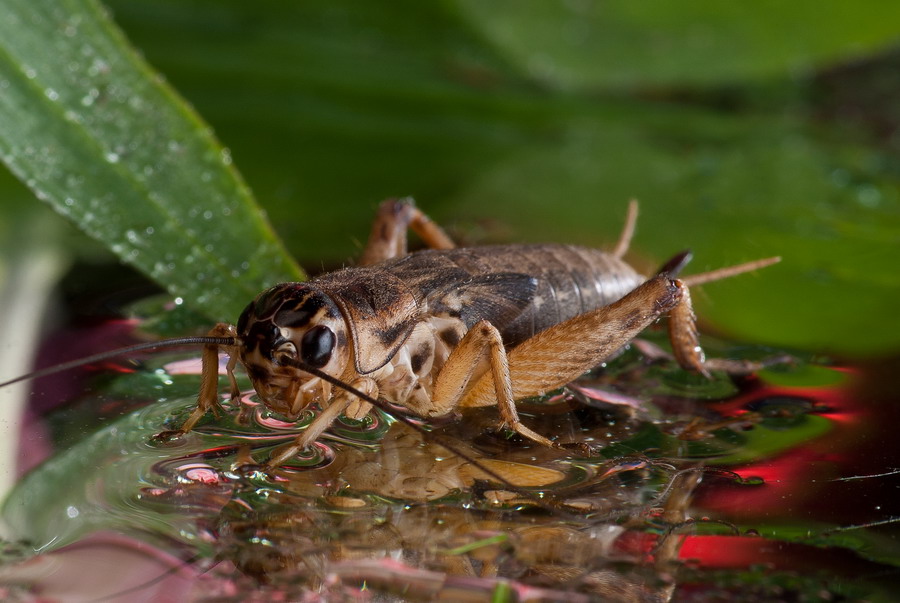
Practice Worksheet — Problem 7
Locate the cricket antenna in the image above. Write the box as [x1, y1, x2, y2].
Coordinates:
[682, 256, 781, 287]
[0, 336, 238, 389]
[655, 251, 781, 285]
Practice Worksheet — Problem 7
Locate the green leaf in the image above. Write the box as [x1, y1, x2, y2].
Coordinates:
[2, 393, 209, 551]
[454, 0, 900, 88]
[0, 0, 302, 322]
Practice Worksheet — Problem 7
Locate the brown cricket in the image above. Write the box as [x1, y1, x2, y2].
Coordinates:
[145, 198, 779, 468]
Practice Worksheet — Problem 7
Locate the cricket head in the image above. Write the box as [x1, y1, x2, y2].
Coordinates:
[236, 283, 351, 417]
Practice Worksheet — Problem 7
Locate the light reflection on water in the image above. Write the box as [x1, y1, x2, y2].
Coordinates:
[2, 343, 896, 601]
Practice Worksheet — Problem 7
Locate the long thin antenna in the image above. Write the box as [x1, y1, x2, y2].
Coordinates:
[0, 336, 237, 389]
[612, 199, 639, 259]
[682, 256, 781, 287]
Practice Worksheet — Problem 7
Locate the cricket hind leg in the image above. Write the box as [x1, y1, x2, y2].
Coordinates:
[358, 197, 456, 266]
[457, 277, 684, 446]
[662, 256, 787, 376]
[610, 201, 785, 376]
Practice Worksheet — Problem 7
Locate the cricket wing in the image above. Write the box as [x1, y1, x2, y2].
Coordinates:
[426, 273, 538, 332]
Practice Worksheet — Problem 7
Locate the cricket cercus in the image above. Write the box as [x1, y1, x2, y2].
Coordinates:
[158, 198, 780, 468]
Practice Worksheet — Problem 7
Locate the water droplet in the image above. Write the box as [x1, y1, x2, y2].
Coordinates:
[220, 148, 232, 165]
[145, 226, 155, 235]
[830, 168, 849, 187]
[81, 87, 100, 107]
[64, 174, 84, 189]
[87, 58, 109, 77]
[105, 152, 119, 163]
[44, 88, 59, 101]
[66, 506, 80, 518]
[203, 210, 213, 220]
[857, 185, 881, 208]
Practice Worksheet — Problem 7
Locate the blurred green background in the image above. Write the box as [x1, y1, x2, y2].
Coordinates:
[1, 0, 899, 358]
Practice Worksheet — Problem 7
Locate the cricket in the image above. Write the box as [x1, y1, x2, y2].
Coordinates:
[3, 199, 780, 469]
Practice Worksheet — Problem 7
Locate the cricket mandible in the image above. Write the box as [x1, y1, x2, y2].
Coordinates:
[156, 198, 780, 468]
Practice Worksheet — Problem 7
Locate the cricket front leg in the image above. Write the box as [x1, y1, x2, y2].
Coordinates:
[358, 198, 456, 266]
[159, 323, 239, 438]
[264, 377, 379, 468]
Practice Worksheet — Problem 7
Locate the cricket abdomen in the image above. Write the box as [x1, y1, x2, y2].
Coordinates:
[382, 244, 646, 347]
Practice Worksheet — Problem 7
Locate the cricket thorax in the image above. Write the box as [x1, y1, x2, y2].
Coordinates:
[368, 315, 472, 417]
[236, 283, 351, 417]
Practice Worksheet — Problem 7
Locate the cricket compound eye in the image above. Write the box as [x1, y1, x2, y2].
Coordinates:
[300, 325, 336, 368]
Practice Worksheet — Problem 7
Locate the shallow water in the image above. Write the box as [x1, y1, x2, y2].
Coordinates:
[1, 338, 898, 601]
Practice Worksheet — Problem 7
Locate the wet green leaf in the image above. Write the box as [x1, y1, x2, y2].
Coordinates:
[3, 395, 210, 551]
[705, 415, 832, 465]
[759, 364, 849, 388]
[756, 522, 900, 568]
[601, 423, 665, 459]
[0, 0, 302, 322]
